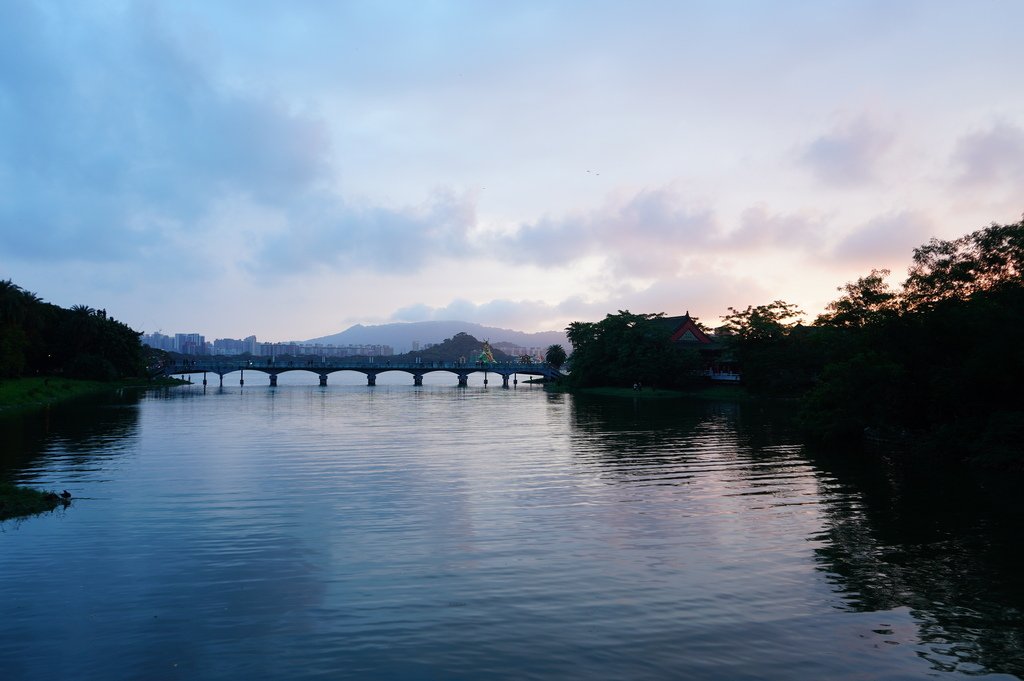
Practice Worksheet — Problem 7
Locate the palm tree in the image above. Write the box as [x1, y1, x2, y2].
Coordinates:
[0, 280, 42, 378]
[545, 344, 567, 369]
[0, 280, 39, 325]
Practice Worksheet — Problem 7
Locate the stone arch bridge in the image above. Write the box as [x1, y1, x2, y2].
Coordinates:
[154, 358, 564, 388]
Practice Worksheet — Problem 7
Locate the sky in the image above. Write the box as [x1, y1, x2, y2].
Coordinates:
[1, 1, 1022, 341]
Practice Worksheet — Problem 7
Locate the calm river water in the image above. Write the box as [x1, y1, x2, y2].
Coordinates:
[2, 375, 1022, 680]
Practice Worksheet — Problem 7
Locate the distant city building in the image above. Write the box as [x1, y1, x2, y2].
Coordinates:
[257, 342, 393, 358]
[213, 337, 248, 355]
[174, 333, 207, 355]
[140, 332, 175, 351]
[143, 332, 206, 354]
[144, 331, 395, 359]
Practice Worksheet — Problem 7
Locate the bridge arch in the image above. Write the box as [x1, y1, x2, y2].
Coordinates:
[157, 359, 563, 388]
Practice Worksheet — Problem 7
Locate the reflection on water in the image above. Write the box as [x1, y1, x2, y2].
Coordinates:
[810, 448, 1024, 675]
[0, 385, 1021, 680]
[1, 389, 142, 479]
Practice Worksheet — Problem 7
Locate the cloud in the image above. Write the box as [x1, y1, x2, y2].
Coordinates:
[389, 303, 434, 323]
[6, 1, 1019, 346]
[0, 4, 494, 280]
[721, 205, 827, 252]
[830, 210, 934, 268]
[499, 190, 839, 279]
[952, 122, 1024, 186]
[501, 188, 716, 276]
[249, 188, 477, 275]
[389, 297, 558, 330]
[0, 3, 331, 266]
[384, 269, 765, 334]
[799, 117, 894, 186]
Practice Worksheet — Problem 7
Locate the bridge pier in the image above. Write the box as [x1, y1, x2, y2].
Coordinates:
[162, 361, 555, 391]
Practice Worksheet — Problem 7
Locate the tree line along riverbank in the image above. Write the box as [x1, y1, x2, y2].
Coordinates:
[1, 278, 187, 414]
[0, 281, 175, 519]
[558, 217, 1024, 470]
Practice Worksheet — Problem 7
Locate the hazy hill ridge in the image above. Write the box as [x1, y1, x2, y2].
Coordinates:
[305, 321, 568, 353]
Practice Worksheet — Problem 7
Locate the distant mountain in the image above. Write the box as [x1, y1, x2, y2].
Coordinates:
[305, 320, 568, 353]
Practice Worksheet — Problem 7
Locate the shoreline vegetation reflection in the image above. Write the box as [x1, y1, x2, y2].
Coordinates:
[569, 393, 1024, 678]
[1, 386, 1023, 677]
[809, 447, 1024, 675]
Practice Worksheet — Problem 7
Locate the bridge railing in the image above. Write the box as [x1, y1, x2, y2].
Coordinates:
[160, 359, 559, 373]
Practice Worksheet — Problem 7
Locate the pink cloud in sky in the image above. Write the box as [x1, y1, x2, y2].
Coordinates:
[799, 117, 894, 186]
[952, 122, 1024, 186]
[830, 211, 934, 270]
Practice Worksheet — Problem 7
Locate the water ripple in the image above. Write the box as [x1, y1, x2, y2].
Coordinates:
[1, 386, 1020, 679]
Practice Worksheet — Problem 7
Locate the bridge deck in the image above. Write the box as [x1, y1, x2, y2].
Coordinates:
[155, 359, 564, 385]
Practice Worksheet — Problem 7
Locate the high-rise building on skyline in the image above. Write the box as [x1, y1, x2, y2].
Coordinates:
[174, 333, 206, 355]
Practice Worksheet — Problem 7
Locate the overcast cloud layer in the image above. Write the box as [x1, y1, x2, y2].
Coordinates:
[1, 1, 1021, 339]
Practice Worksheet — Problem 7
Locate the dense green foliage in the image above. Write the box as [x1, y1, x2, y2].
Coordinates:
[545, 344, 567, 369]
[717, 301, 830, 395]
[801, 276, 1024, 464]
[565, 311, 702, 389]
[0, 280, 144, 380]
[725, 218, 1024, 466]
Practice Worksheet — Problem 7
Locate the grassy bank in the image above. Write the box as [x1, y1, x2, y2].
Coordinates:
[545, 383, 752, 401]
[0, 483, 69, 521]
[0, 376, 185, 415]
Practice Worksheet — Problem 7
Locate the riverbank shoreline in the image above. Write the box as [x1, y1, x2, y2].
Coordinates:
[0, 376, 187, 416]
[545, 383, 753, 401]
[0, 376, 186, 521]
[0, 483, 70, 521]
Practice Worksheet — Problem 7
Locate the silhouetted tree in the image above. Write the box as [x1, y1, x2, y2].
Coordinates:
[545, 344, 567, 369]
[716, 301, 824, 394]
[0, 280, 144, 380]
[816, 269, 899, 329]
[902, 218, 1024, 311]
[721, 300, 804, 341]
[566, 311, 702, 389]
[795, 217, 1024, 465]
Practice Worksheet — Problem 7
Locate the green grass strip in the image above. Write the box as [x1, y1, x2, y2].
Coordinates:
[0, 376, 185, 415]
[0, 483, 69, 521]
